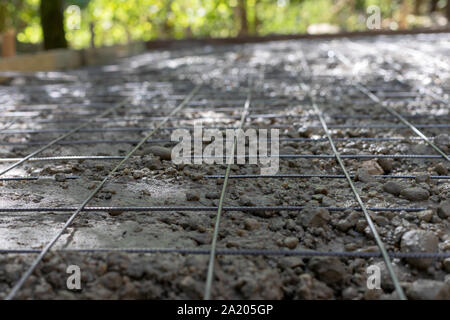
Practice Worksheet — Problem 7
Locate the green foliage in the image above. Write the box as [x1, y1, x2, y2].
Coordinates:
[65, 0, 90, 9]
[5, 0, 449, 49]
[0, 0, 42, 42]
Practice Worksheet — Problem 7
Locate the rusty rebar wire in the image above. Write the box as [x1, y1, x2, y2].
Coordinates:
[0, 205, 429, 213]
[0, 247, 448, 259]
[0, 136, 434, 147]
[0, 176, 80, 181]
[0, 123, 448, 136]
[205, 174, 450, 180]
[1, 110, 447, 125]
[0, 154, 445, 164]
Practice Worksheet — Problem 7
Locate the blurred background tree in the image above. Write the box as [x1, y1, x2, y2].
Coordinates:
[0, 0, 449, 53]
[40, 0, 67, 49]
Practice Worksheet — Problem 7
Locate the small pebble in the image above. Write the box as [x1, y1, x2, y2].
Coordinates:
[147, 146, 172, 161]
[108, 210, 124, 217]
[405, 280, 450, 300]
[444, 258, 450, 273]
[205, 192, 220, 199]
[355, 168, 374, 183]
[132, 171, 143, 179]
[437, 200, 450, 219]
[383, 181, 402, 196]
[401, 229, 438, 269]
[284, 237, 299, 249]
[377, 158, 393, 173]
[186, 191, 200, 201]
[244, 218, 259, 231]
[434, 163, 448, 175]
[54, 173, 66, 182]
[415, 174, 430, 184]
[360, 160, 384, 175]
[415, 210, 433, 222]
[400, 187, 429, 201]
[190, 173, 203, 181]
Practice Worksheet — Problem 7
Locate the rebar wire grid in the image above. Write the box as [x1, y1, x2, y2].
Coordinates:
[329, 49, 449, 163]
[313, 98, 406, 299]
[356, 85, 450, 162]
[0, 34, 449, 301]
[0, 99, 129, 177]
[204, 85, 252, 300]
[0, 205, 439, 213]
[4, 85, 201, 300]
[298, 53, 408, 298]
[1, 247, 449, 259]
[1, 123, 448, 135]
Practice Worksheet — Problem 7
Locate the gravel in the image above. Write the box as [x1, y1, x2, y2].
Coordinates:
[437, 200, 450, 219]
[400, 230, 439, 269]
[434, 163, 448, 175]
[299, 207, 331, 228]
[444, 258, 450, 273]
[54, 173, 67, 182]
[400, 187, 430, 201]
[360, 160, 384, 175]
[405, 280, 450, 300]
[283, 237, 299, 249]
[185, 191, 200, 201]
[146, 146, 172, 161]
[415, 210, 434, 222]
[383, 181, 403, 196]
[308, 257, 347, 286]
[0, 34, 448, 300]
[377, 158, 393, 173]
[243, 218, 259, 231]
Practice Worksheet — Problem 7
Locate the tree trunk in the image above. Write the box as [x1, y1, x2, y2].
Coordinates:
[253, 0, 260, 35]
[429, 0, 439, 13]
[237, 0, 248, 37]
[0, 3, 6, 33]
[40, 0, 67, 50]
[398, 0, 410, 29]
[414, 0, 423, 14]
[89, 22, 95, 48]
[2, 30, 16, 58]
[446, 0, 450, 21]
[162, 1, 173, 39]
